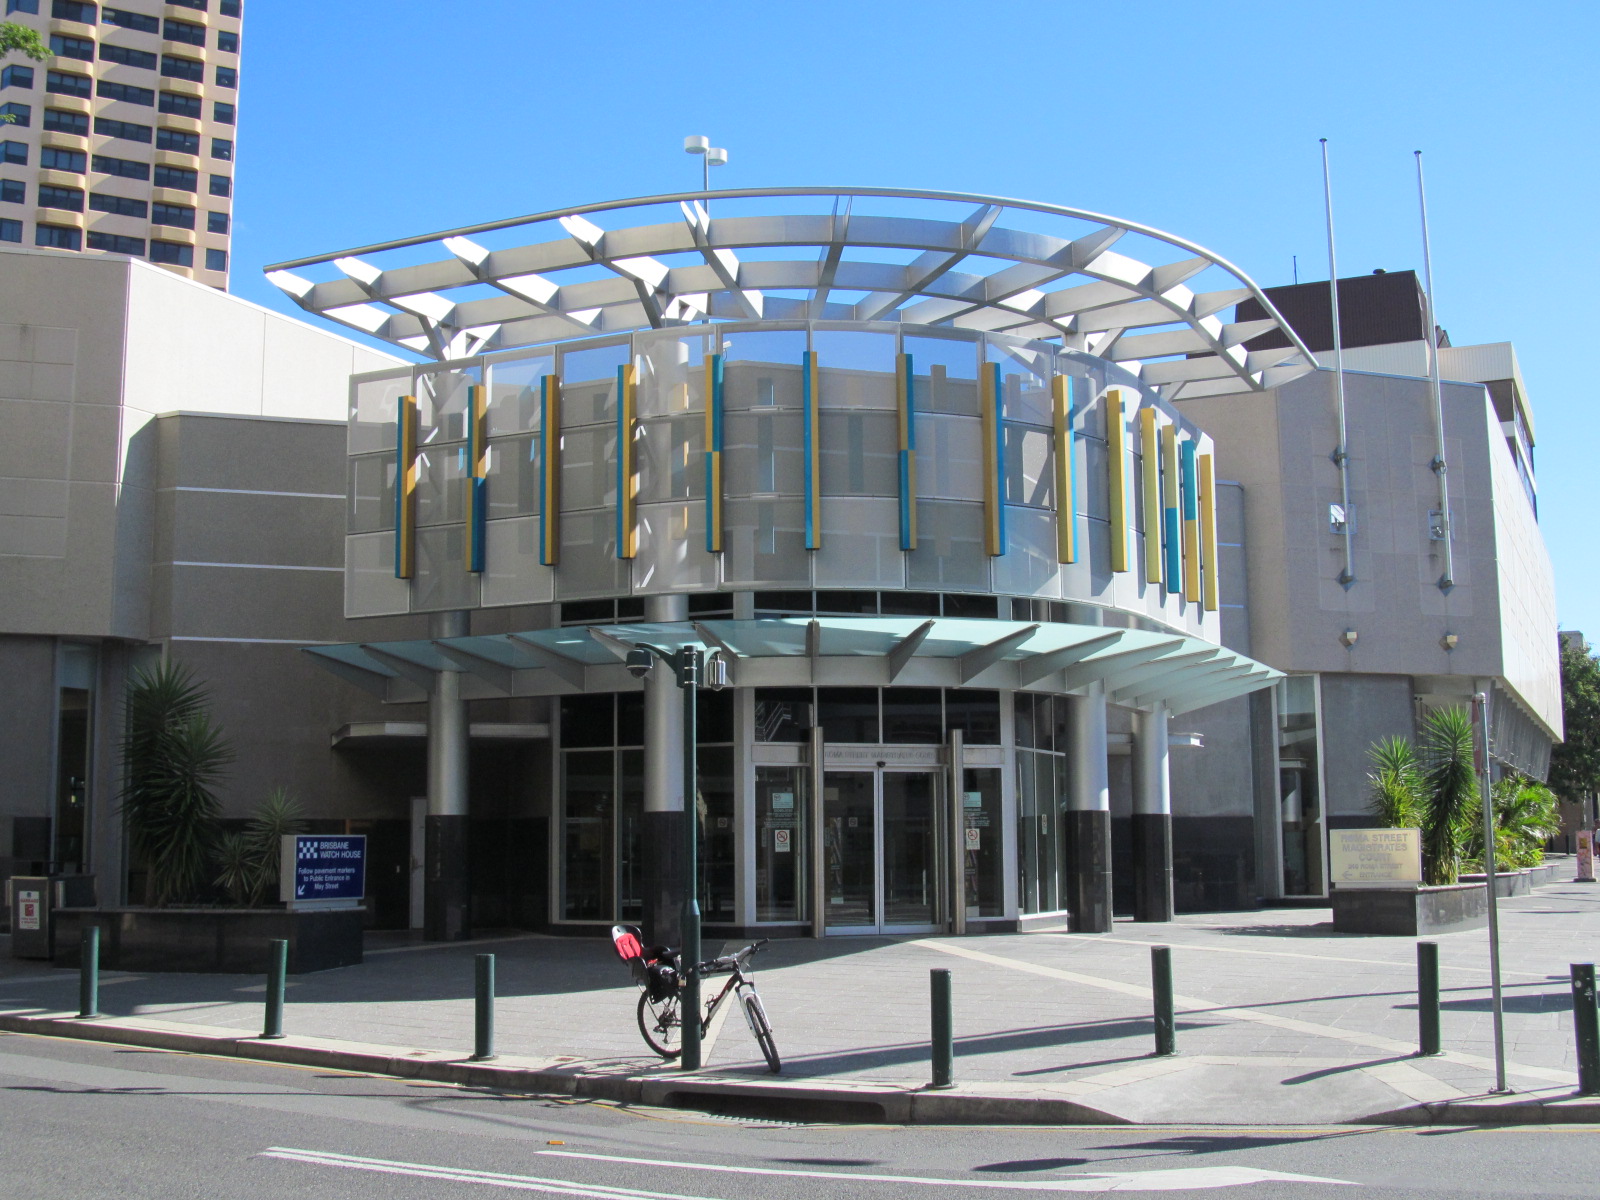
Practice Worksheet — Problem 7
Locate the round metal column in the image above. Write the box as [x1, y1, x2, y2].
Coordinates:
[426, 610, 471, 941]
[643, 594, 687, 946]
[1131, 704, 1175, 923]
[1064, 683, 1113, 933]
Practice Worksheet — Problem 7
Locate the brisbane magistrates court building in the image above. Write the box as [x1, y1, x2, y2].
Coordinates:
[0, 187, 1560, 942]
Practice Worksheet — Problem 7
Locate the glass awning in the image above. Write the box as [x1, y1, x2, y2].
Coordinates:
[306, 617, 1279, 717]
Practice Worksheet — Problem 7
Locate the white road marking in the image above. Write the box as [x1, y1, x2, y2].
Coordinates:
[533, 1148, 1356, 1191]
[912, 939, 1576, 1085]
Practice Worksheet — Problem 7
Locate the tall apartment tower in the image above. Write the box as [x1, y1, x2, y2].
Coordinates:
[0, 0, 240, 289]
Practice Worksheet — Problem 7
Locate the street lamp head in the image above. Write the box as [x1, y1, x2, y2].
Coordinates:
[703, 651, 730, 691]
[705, 147, 728, 167]
[625, 646, 655, 678]
[683, 135, 709, 155]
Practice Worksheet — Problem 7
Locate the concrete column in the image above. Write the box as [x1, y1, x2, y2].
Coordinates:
[426, 610, 471, 941]
[1064, 683, 1113, 933]
[1131, 704, 1175, 923]
[642, 594, 686, 947]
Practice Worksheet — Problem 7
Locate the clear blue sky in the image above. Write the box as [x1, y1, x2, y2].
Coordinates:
[230, 0, 1599, 636]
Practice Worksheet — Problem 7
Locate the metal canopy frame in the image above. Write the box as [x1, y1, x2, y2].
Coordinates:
[265, 187, 1317, 402]
[305, 617, 1280, 717]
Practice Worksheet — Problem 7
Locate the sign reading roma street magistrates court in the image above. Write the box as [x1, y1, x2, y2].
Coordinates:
[1330, 828, 1422, 887]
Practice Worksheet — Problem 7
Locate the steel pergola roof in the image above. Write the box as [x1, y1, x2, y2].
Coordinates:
[266, 187, 1317, 402]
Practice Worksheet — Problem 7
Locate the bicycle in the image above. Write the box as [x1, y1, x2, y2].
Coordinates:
[610, 925, 781, 1074]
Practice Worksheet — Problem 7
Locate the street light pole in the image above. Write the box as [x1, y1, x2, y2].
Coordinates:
[677, 644, 703, 1070]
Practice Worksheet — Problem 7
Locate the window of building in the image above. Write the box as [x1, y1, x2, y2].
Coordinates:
[208, 172, 229, 196]
[214, 65, 235, 88]
[93, 116, 151, 143]
[220, 0, 238, 14]
[42, 108, 88, 135]
[0, 102, 29, 126]
[166, 0, 204, 9]
[87, 230, 143, 255]
[215, 29, 236, 53]
[38, 184, 84, 211]
[39, 146, 85, 171]
[35, 223, 82, 250]
[205, 208, 226, 233]
[152, 163, 195, 190]
[209, 136, 231, 161]
[155, 128, 198, 154]
[92, 153, 147, 179]
[52, 0, 97, 21]
[101, 6, 157, 32]
[49, 35, 95, 61]
[97, 79, 153, 105]
[5, 0, 40, 13]
[211, 100, 233, 124]
[99, 43, 156, 69]
[0, 140, 25, 164]
[0, 217, 20, 241]
[89, 190, 144, 216]
[151, 201, 193, 228]
[161, 19, 204, 45]
[44, 70, 91, 98]
[204, 246, 225, 272]
[148, 238, 192, 265]
[0, 179, 22, 203]
[1, 65, 35, 89]
[159, 55, 202, 82]
[158, 90, 199, 117]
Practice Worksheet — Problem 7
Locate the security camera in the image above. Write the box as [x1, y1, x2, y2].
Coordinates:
[625, 647, 654, 679]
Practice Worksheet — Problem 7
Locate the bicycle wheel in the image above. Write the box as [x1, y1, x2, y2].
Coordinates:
[741, 990, 781, 1074]
[638, 990, 682, 1059]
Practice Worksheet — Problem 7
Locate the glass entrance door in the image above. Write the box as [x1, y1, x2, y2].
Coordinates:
[822, 769, 942, 934]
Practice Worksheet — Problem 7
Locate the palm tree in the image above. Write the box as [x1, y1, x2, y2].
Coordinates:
[1418, 707, 1479, 886]
[1366, 735, 1423, 828]
[120, 663, 233, 906]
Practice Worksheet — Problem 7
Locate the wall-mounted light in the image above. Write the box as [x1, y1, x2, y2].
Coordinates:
[1441, 633, 1458, 651]
[1340, 629, 1358, 648]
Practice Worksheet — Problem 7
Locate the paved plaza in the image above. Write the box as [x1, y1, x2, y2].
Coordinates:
[3, 874, 1597, 1123]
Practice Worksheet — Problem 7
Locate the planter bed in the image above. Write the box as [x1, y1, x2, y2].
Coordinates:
[1331, 882, 1488, 936]
[52, 906, 363, 974]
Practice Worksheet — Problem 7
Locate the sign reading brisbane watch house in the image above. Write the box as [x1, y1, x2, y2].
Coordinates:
[280, 835, 367, 905]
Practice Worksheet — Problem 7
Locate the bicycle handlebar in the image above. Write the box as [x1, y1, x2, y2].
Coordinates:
[692, 938, 769, 977]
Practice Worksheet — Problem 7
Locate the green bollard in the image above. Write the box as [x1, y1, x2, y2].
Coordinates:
[1417, 941, 1441, 1056]
[1151, 945, 1176, 1056]
[77, 925, 101, 1020]
[471, 953, 496, 1061]
[1572, 963, 1600, 1095]
[930, 968, 953, 1088]
[261, 938, 287, 1040]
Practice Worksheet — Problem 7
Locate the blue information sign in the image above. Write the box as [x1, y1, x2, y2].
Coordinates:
[282, 835, 366, 903]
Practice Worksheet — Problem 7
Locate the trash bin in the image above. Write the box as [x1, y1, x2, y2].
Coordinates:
[8, 875, 51, 959]
[6, 874, 94, 959]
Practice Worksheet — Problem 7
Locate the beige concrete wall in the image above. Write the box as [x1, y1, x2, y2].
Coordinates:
[1177, 366, 1559, 740]
[0, 249, 398, 641]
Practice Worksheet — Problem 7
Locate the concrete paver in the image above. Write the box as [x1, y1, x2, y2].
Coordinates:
[3, 870, 1598, 1123]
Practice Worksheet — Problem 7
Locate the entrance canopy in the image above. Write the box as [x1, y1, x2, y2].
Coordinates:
[306, 617, 1279, 716]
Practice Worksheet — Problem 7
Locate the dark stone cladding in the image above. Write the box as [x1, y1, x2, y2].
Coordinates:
[53, 907, 364, 974]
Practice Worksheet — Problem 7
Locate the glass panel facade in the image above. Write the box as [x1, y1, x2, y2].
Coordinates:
[755, 766, 807, 922]
[960, 767, 1003, 917]
[486, 352, 553, 437]
[1277, 675, 1326, 896]
[1016, 693, 1068, 915]
[560, 749, 614, 920]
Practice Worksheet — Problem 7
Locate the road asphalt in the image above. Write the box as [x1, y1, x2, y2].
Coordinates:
[3, 875, 1599, 1126]
[6, 1033, 1600, 1199]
